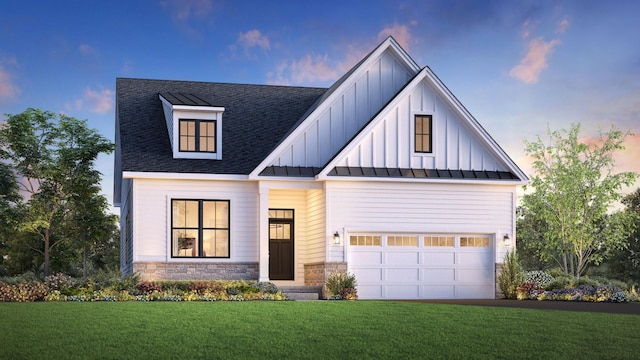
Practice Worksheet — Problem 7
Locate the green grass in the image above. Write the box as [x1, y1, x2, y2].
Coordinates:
[1, 301, 639, 359]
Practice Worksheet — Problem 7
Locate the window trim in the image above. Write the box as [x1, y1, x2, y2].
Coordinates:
[411, 113, 435, 157]
[413, 114, 433, 154]
[179, 119, 217, 153]
[170, 199, 230, 259]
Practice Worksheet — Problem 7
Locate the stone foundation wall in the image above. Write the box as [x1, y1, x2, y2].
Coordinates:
[304, 262, 348, 298]
[133, 262, 259, 281]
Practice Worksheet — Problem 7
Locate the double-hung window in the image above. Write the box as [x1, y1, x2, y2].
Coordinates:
[414, 114, 432, 153]
[179, 119, 216, 152]
[172, 199, 229, 258]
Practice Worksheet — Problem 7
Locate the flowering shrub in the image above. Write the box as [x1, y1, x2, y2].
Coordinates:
[135, 281, 162, 295]
[325, 272, 358, 300]
[0, 276, 289, 302]
[188, 281, 225, 295]
[0, 281, 48, 302]
[44, 273, 75, 291]
[517, 283, 629, 303]
[516, 281, 543, 300]
[524, 271, 555, 289]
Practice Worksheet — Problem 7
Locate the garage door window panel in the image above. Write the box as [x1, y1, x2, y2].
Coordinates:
[387, 236, 418, 247]
[460, 236, 490, 247]
[350, 235, 381, 246]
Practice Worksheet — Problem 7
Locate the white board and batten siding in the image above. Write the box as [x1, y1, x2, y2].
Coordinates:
[130, 178, 259, 263]
[335, 78, 507, 172]
[326, 181, 516, 299]
[269, 48, 417, 168]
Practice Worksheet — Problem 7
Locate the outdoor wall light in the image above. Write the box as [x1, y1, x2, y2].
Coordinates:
[503, 234, 511, 247]
[333, 231, 341, 244]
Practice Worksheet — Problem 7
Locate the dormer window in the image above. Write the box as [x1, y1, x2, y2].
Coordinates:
[179, 119, 216, 152]
[159, 93, 224, 160]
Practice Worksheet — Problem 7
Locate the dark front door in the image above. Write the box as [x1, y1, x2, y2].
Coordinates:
[269, 209, 294, 280]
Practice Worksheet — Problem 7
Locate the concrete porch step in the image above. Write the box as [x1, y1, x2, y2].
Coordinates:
[279, 286, 323, 301]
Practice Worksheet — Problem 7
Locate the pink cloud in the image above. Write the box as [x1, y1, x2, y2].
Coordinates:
[73, 87, 113, 113]
[0, 57, 20, 99]
[521, 19, 538, 39]
[556, 17, 570, 34]
[509, 37, 561, 84]
[290, 54, 339, 84]
[237, 29, 270, 50]
[377, 23, 411, 50]
[268, 24, 416, 86]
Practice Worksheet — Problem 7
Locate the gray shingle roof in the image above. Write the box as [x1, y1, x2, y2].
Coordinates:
[116, 78, 326, 174]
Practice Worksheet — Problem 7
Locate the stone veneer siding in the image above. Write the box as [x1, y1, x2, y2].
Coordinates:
[304, 262, 348, 298]
[133, 262, 259, 281]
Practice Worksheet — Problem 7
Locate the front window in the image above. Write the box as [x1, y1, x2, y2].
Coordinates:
[414, 114, 432, 153]
[179, 119, 216, 152]
[172, 199, 229, 258]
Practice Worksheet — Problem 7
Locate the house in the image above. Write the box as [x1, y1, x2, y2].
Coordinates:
[114, 37, 528, 299]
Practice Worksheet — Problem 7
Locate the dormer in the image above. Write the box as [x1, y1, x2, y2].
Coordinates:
[159, 92, 224, 160]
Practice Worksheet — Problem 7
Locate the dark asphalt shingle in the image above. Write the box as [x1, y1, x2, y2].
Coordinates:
[116, 78, 327, 174]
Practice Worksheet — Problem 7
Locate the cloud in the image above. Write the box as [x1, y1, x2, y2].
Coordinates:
[0, 56, 20, 99]
[161, 0, 213, 39]
[556, 17, 570, 34]
[78, 44, 97, 56]
[509, 37, 561, 84]
[268, 23, 416, 86]
[238, 30, 270, 50]
[521, 19, 538, 39]
[377, 23, 412, 50]
[73, 87, 113, 113]
[162, 0, 212, 21]
[230, 29, 270, 59]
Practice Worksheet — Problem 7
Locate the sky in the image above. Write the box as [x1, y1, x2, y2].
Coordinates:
[1, 0, 639, 212]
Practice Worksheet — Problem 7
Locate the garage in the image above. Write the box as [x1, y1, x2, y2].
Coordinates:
[348, 234, 495, 299]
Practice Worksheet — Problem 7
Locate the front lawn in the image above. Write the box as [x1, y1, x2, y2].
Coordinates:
[1, 301, 638, 359]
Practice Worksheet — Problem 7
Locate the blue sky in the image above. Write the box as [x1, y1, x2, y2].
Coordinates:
[1, 0, 639, 210]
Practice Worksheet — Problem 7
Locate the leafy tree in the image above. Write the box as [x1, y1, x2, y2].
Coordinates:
[0, 108, 114, 276]
[608, 188, 640, 284]
[520, 124, 637, 278]
[516, 206, 551, 270]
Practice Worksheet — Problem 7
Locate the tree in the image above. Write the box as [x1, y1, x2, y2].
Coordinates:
[520, 123, 637, 278]
[0, 108, 114, 276]
[608, 188, 640, 284]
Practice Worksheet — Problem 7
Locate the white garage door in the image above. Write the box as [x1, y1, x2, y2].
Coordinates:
[348, 234, 495, 299]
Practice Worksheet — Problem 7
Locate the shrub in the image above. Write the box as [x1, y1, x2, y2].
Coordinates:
[44, 273, 75, 291]
[135, 281, 162, 295]
[222, 280, 255, 293]
[251, 282, 279, 294]
[516, 281, 542, 300]
[524, 270, 554, 288]
[188, 281, 225, 295]
[325, 272, 358, 300]
[498, 250, 524, 299]
[0, 272, 39, 285]
[0, 281, 48, 302]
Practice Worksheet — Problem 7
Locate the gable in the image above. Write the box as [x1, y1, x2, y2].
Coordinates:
[251, 37, 420, 174]
[318, 67, 527, 182]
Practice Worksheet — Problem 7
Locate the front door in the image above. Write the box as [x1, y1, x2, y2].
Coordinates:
[269, 209, 294, 280]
